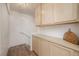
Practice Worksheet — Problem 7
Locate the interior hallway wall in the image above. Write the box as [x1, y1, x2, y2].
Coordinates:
[9, 11, 37, 50]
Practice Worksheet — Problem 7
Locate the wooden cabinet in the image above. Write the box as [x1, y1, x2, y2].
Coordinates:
[41, 4, 55, 25]
[35, 3, 55, 25]
[50, 43, 73, 56]
[54, 3, 78, 23]
[35, 3, 79, 26]
[32, 36, 40, 55]
[32, 36, 50, 56]
[35, 4, 42, 25]
[39, 39, 50, 56]
[32, 35, 79, 56]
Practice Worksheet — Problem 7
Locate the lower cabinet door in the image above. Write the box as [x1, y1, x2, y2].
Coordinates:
[32, 36, 40, 55]
[32, 36, 79, 56]
[39, 39, 50, 56]
[70, 50, 79, 56]
[50, 43, 73, 56]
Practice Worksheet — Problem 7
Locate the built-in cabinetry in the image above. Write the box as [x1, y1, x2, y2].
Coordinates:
[35, 3, 79, 26]
[50, 42, 74, 56]
[40, 39, 50, 56]
[32, 36, 40, 55]
[32, 34, 79, 56]
[32, 36, 51, 56]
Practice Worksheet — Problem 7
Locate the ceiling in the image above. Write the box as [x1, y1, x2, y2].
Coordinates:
[8, 3, 40, 15]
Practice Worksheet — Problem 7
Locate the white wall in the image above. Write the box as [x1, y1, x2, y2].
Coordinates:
[39, 23, 79, 39]
[0, 4, 9, 55]
[9, 11, 37, 50]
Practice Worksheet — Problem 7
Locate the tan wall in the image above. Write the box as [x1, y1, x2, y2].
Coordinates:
[0, 4, 9, 56]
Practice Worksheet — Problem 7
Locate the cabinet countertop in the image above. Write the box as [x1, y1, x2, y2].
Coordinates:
[32, 34, 79, 52]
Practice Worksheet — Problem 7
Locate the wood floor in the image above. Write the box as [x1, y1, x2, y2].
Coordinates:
[7, 44, 36, 56]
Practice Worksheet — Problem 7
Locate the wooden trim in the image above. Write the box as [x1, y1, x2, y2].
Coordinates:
[40, 3, 42, 25]
[36, 20, 79, 27]
[32, 50, 38, 56]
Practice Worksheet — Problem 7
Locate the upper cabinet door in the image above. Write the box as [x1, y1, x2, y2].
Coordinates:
[54, 3, 78, 23]
[41, 4, 55, 25]
[35, 3, 79, 26]
[35, 4, 42, 25]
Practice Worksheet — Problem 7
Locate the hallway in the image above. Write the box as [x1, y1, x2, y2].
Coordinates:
[7, 44, 36, 56]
